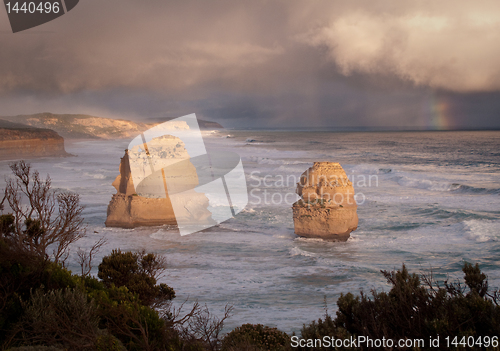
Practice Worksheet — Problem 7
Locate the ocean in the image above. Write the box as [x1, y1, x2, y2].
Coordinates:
[1, 130, 499, 334]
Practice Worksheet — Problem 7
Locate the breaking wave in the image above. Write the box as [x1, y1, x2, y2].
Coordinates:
[393, 174, 500, 195]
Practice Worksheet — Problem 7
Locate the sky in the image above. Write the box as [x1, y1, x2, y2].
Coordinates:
[1, 0, 500, 130]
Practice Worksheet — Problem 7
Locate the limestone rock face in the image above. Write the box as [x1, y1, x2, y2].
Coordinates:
[292, 162, 358, 241]
[105, 150, 178, 228]
[0, 120, 68, 160]
[1, 113, 223, 139]
[105, 194, 178, 228]
[105, 145, 214, 229]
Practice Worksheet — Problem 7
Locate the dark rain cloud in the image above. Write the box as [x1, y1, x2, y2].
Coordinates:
[0, 0, 499, 129]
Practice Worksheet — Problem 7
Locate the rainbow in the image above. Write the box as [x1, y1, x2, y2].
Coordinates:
[427, 92, 454, 130]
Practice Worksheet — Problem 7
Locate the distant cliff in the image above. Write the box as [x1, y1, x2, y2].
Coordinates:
[194, 119, 224, 130]
[1, 113, 155, 139]
[1, 113, 223, 140]
[0, 119, 69, 160]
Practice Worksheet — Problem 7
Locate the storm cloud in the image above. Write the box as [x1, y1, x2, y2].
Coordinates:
[304, 1, 500, 92]
[0, 0, 499, 128]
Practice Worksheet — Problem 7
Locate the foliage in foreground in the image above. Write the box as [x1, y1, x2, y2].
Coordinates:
[0, 161, 229, 351]
[0, 232, 235, 351]
[300, 263, 500, 350]
[1, 161, 85, 264]
[221, 324, 291, 351]
[98, 249, 175, 307]
[0, 233, 176, 350]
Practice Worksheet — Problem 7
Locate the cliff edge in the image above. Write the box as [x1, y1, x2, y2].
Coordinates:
[1, 113, 224, 140]
[0, 119, 69, 160]
[1, 113, 155, 140]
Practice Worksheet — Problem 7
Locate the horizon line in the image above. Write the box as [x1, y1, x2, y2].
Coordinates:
[224, 126, 500, 132]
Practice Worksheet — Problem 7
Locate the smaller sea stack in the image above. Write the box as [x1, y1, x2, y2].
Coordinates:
[292, 162, 358, 241]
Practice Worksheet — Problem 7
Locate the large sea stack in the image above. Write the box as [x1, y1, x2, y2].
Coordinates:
[105, 135, 214, 229]
[292, 162, 358, 241]
[105, 150, 178, 228]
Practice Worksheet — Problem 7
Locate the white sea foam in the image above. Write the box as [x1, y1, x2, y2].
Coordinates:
[249, 156, 308, 165]
[464, 219, 500, 242]
[289, 246, 317, 257]
[83, 172, 106, 179]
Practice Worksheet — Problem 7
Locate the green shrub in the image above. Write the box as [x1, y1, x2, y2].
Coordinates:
[222, 324, 291, 351]
[0, 213, 15, 234]
[14, 288, 99, 350]
[87, 278, 179, 351]
[299, 313, 353, 351]
[95, 331, 126, 351]
[300, 263, 500, 350]
[0, 236, 79, 344]
[0, 242, 180, 351]
[98, 249, 175, 306]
